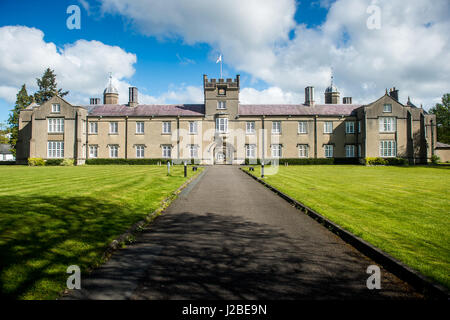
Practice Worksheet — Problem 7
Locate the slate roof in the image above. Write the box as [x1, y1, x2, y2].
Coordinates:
[87, 104, 205, 117]
[0, 144, 12, 154]
[86, 103, 362, 117]
[238, 104, 362, 116]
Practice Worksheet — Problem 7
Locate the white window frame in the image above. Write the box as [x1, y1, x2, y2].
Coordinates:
[383, 104, 392, 113]
[380, 140, 397, 157]
[162, 145, 172, 158]
[345, 145, 355, 158]
[298, 144, 308, 158]
[324, 121, 333, 134]
[47, 141, 64, 158]
[189, 145, 198, 158]
[324, 144, 333, 158]
[189, 121, 198, 134]
[358, 120, 362, 133]
[358, 144, 362, 157]
[109, 122, 118, 134]
[272, 121, 281, 134]
[109, 145, 119, 158]
[345, 121, 355, 134]
[162, 121, 171, 134]
[271, 144, 282, 158]
[52, 104, 60, 113]
[215, 118, 228, 133]
[89, 122, 98, 134]
[136, 122, 144, 134]
[48, 118, 64, 133]
[217, 101, 227, 109]
[136, 145, 145, 158]
[379, 117, 396, 133]
[245, 144, 256, 159]
[298, 121, 308, 134]
[246, 121, 255, 134]
[89, 145, 98, 158]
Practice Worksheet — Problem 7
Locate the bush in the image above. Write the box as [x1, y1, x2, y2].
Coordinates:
[45, 159, 64, 166]
[430, 155, 440, 165]
[85, 158, 197, 165]
[28, 158, 45, 166]
[365, 157, 408, 166]
[244, 158, 334, 165]
[61, 159, 74, 166]
[0, 161, 16, 165]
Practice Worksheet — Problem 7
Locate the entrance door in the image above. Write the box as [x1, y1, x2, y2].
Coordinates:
[215, 149, 226, 164]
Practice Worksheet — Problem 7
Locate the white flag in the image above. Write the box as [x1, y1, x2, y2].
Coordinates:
[216, 54, 222, 63]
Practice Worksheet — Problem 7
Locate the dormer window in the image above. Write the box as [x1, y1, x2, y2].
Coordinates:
[52, 104, 60, 113]
[383, 104, 392, 113]
[217, 101, 226, 109]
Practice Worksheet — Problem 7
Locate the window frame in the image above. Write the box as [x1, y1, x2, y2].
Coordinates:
[189, 121, 198, 135]
[162, 121, 172, 134]
[47, 141, 64, 158]
[189, 145, 199, 159]
[136, 121, 145, 134]
[345, 121, 355, 134]
[246, 121, 255, 134]
[89, 122, 98, 134]
[89, 145, 98, 158]
[215, 118, 228, 133]
[298, 121, 308, 134]
[162, 145, 172, 158]
[109, 122, 118, 134]
[383, 104, 392, 113]
[379, 117, 396, 133]
[136, 145, 145, 158]
[380, 140, 397, 157]
[245, 144, 256, 159]
[48, 118, 64, 133]
[324, 121, 333, 134]
[109, 145, 119, 158]
[271, 144, 282, 158]
[52, 104, 61, 113]
[272, 121, 281, 134]
[298, 144, 308, 158]
[217, 101, 227, 110]
[345, 145, 356, 158]
[324, 144, 333, 158]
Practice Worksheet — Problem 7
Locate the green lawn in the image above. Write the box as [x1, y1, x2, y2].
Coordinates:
[0, 165, 200, 300]
[246, 165, 450, 289]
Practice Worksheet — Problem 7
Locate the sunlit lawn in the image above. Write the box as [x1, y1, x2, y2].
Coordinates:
[0, 165, 200, 300]
[245, 165, 450, 289]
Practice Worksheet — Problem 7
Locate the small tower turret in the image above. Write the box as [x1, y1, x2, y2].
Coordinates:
[103, 74, 119, 104]
[324, 73, 340, 104]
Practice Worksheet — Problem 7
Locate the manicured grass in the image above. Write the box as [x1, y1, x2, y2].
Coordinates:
[246, 165, 450, 289]
[0, 165, 201, 300]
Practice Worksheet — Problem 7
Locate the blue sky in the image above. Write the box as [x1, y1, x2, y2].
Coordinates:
[0, 0, 449, 124]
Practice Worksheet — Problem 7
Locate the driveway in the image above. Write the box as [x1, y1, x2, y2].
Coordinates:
[65, 166, 420, 299]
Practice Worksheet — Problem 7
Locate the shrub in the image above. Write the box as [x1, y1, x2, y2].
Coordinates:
[244, 158, 334, 165]
[365, 157, 408, 166]
[430, 155, 440, 165]
[85, 158, 196, 165]
[45, 159, 64, 166]
[28, 158, 45, 166]
[61, 159, 74, 166]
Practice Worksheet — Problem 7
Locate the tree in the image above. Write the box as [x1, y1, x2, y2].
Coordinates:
[0, 122, 9, 144]
[34, 68, 68, 104]
[429, 93, 450, 144]
[8, 84, 33, 157]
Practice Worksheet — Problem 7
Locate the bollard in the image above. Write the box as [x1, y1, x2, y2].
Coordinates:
[261, 162, 265, 178]
[167, 161, 171, 175]
[184, 161, 187, 178]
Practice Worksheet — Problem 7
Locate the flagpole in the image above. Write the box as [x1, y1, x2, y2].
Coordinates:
[220, 58, 223, 79]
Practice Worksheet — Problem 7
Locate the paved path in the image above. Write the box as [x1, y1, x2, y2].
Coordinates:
[65, 166, 421, 300]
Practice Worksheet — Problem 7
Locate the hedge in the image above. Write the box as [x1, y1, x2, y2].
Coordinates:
[85, 158, 200, 165]
[28, 158, 45, 166]
[244, 158, 335, 165]
[364, 157, 409, 166]
[0, 161, 16, 165]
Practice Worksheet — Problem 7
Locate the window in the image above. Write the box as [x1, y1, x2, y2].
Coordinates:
[272, 121, 281, 134]
[82, 120, 86, 134]
[52, 104, 60, 113]
[109, 145, 118, 158]
[380, 140, 396, 157]
[162, 121, 171, 134]
[189, 145, 198, 158]
[383, 104, 392, 113]
[379, 117, 396, 132]
[47, 141, 64, 158]
[346, 121, 355, 134]
[245, 144, 256, 158]
[215, 118, 228, 133]
[162, 145, 172, 158]
[358, 144, 362, 157]
[136, 145, 145, 158]
[89, 122, 98, 134]
[346, 145, 355, 158]
[271, 144, 282, 158]
[136, 122, 144, 134]
[358, 120, 361, 133]
[189, 121, 198, 134]
[298, 145, 308, 158]
[246, 121, 255, 134]
[324, 121, 333, 134]
[217, 101, 226, 109]
[298, 121, 308, 134]
[48, 118, 64, 133]
[109, 122, 118, 134]
[89, 145, 98, 158]
[324, 145, 333, 158]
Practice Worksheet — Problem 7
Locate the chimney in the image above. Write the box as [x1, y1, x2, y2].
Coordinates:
[128, 87, 138, 107]
[305, 86, 315, 106]
[90, 98, 100, 105]
[389, 87, 399, 101]
[343, 97, 352, 104]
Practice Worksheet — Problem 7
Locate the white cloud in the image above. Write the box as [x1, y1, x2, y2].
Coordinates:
[99, 0, 450, 108]
[240, 87, 302, 104]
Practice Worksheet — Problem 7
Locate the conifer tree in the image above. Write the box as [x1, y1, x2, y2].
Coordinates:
[34, 68, 69, 104]
[8, 84, 33, 156]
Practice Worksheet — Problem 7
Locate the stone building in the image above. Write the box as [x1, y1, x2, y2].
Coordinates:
[16, 74, 437, 165]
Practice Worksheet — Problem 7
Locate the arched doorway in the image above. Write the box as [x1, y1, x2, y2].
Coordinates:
[213, 143, 234, 165]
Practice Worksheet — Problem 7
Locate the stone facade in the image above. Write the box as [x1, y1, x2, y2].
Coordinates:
[17, 74, 437, 165]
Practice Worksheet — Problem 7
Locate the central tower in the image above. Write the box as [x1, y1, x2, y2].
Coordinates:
[203, 74, 240, 120]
